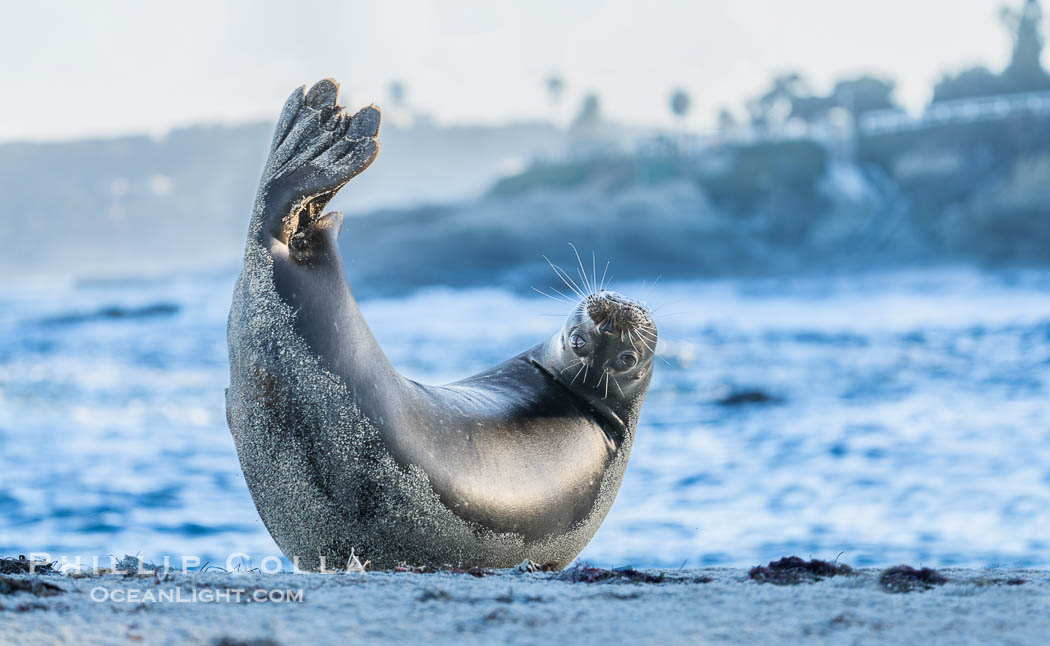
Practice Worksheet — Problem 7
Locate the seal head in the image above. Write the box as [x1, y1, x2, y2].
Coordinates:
[533, 290, 657, 436]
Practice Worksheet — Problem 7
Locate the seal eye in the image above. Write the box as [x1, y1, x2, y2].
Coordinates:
[569, 333, 588, 351]
[617, 352, 638, 370]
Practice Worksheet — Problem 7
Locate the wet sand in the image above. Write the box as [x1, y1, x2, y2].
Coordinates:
[2, 565, 1047, 645]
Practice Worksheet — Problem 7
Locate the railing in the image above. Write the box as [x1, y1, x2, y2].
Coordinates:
[860, 89, 1050, 135]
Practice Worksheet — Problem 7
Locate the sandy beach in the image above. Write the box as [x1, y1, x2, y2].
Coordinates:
[2, 559, 1047, 645]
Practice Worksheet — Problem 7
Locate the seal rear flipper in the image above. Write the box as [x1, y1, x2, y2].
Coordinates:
[263, 85, 306, 175]
[252, 79, 381, 249]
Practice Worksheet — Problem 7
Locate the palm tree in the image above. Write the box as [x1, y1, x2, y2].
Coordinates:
[717, 108, 736, 134]
[1000, 0, 1050, 91]
[752, 72, 810, 127]
[388, 81, 406, 109]
[546, 75, 565, 108]
[571, 92, 603, 136]
[670, 88, 692, 126]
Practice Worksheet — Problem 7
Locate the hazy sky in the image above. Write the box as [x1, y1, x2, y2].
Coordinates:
[1, 0, 1021, 142]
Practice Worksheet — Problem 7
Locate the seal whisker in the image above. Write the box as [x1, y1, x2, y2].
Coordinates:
[543, 255, 588, 300]
[569, 362, 586, 386]
[568, 243, 593, 295]
[560, 360, 583, 374]
[542, 255, 580, 297]
[555, 268, 587, 300]
[603, 371, 610, 400]
[638, 334, 663, 357]
[644, 275, 663, 299]
[556, 254, 589, 299]
[591, 251, 597, 297]
[635, 331, 672, 366]
[612, 375, 625, 397]
[599, 261, 611, 292]
[634, 324, 657, 338]
[531, 286, 572, 305]
[549, 286, 577, 303]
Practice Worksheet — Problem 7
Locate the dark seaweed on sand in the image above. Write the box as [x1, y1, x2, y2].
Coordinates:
[394, 563, 493, 578]
[0, 556, 58, 576]
[748, 556, 853, 585]
[878, 565, 948, 593]
[556, 563, 667, 584]
[417, 589, 453, 602]
[0, 575, 64, 597]
[212, 638, 281, 646]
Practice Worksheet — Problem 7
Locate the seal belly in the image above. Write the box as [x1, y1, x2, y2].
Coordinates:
[385, 361, 617, 541]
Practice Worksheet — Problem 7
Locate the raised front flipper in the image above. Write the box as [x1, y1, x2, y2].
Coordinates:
[242, 79, 400, 412]
[253, 79, 381, 264]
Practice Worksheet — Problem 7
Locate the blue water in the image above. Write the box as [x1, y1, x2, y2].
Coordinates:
[2, 268, 1050, 569]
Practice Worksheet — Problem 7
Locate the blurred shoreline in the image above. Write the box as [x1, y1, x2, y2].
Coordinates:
[5, 106, 1050, 296]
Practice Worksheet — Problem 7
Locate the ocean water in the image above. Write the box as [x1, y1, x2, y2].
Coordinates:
[2, 267, 1049, 569]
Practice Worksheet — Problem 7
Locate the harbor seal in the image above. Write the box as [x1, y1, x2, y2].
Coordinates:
[225, 79, 658, 570]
